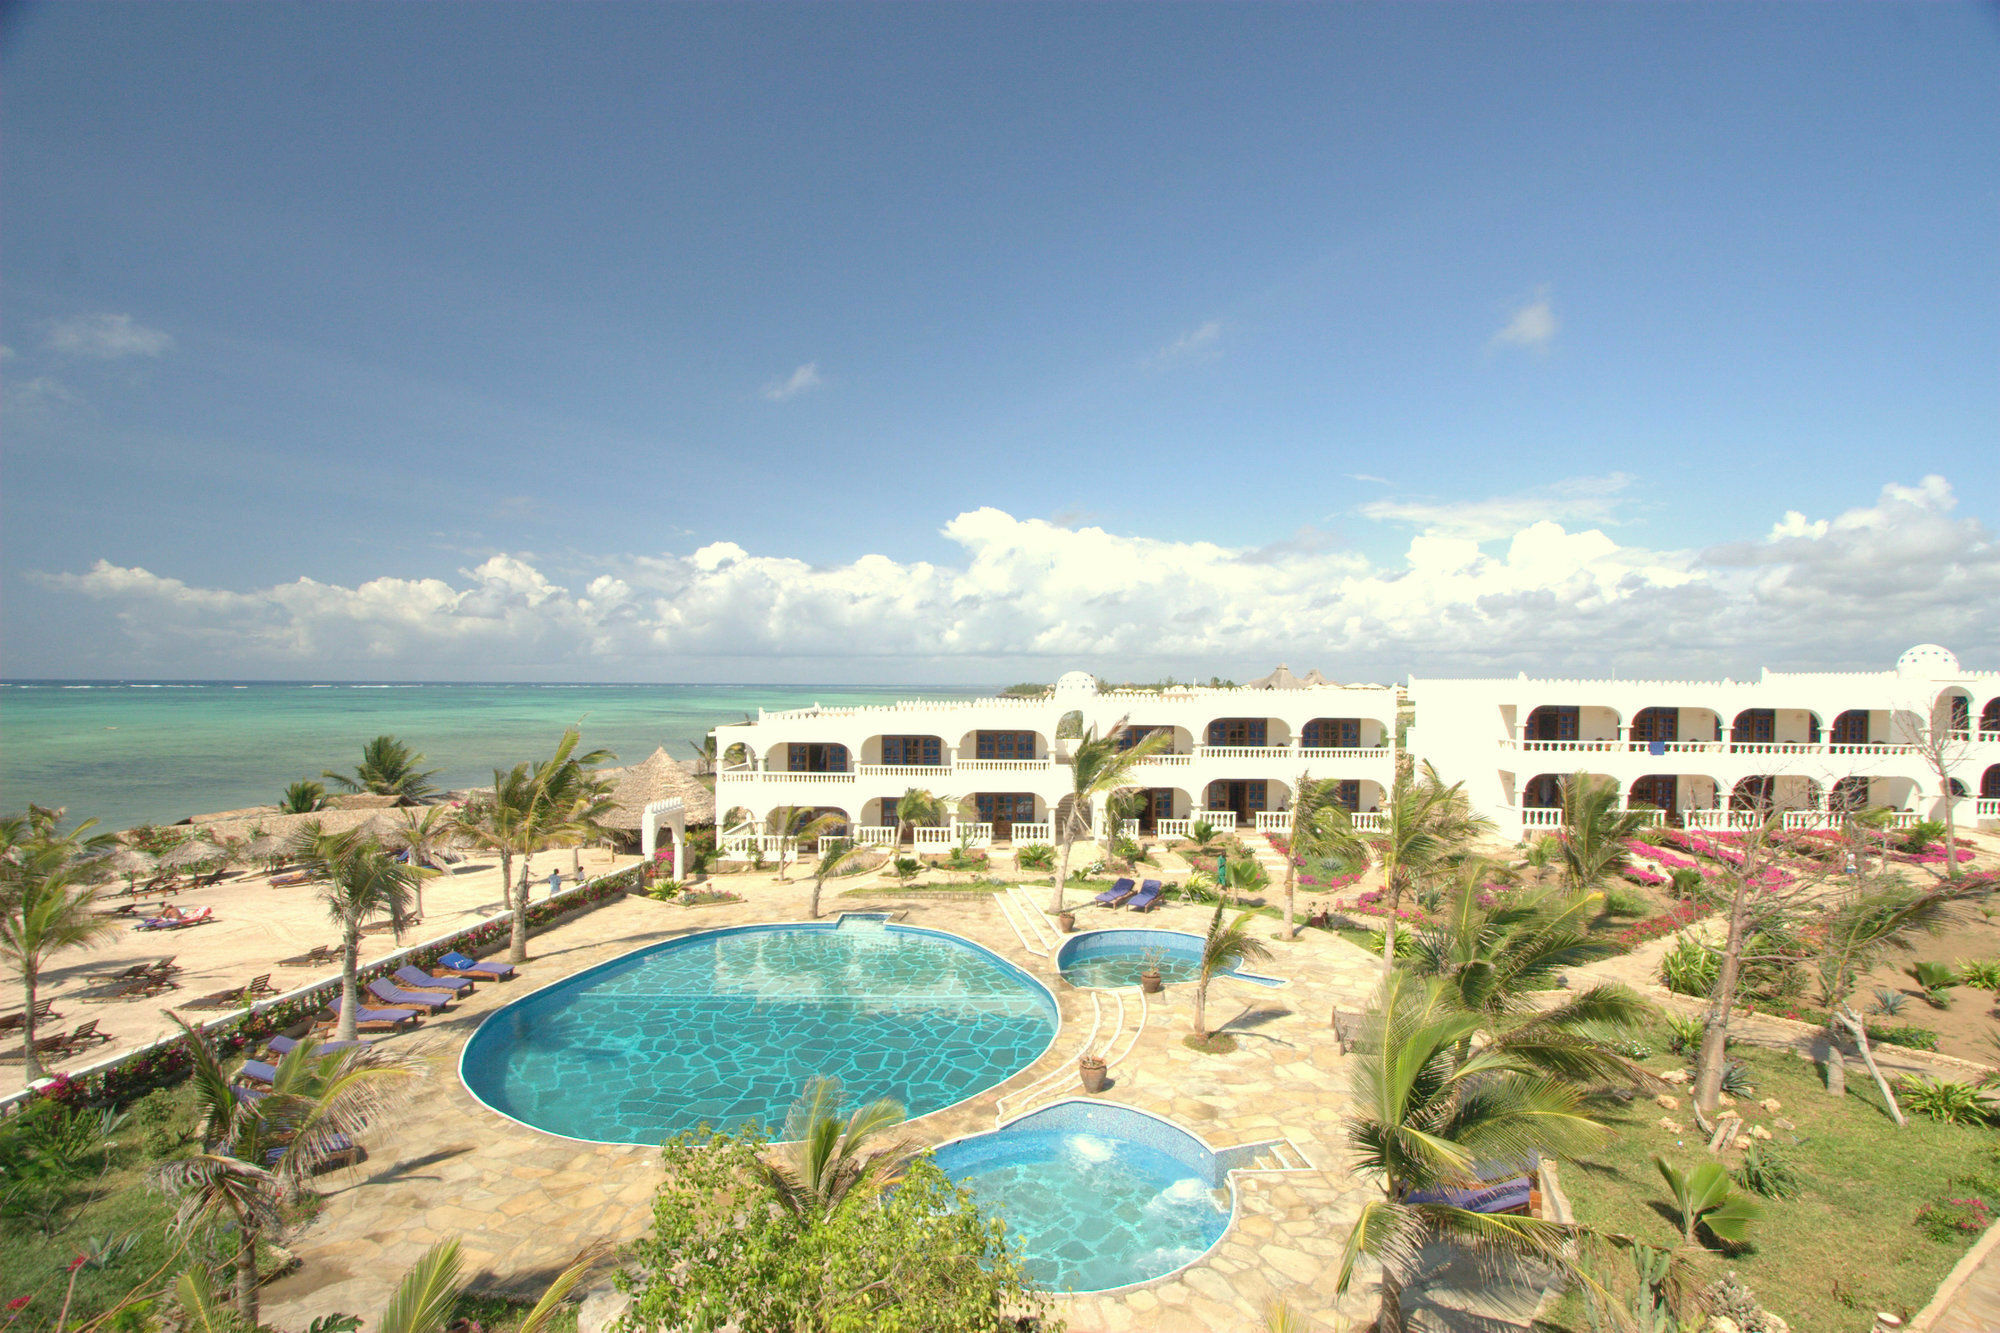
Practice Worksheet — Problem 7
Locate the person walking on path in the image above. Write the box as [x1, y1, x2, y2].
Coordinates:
[547, 869, 562, 898]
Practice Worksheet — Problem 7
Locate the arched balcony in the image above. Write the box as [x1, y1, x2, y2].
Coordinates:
[954, 728, 1052, 771]
[1982, 698, 2000, 737]
[1520, 705, 1622, 751]
[1201, 717, 1293, 754]
[762, 741, 852, 775]
[856, 734, 949, 774]
[1626, 774, 1719, 822]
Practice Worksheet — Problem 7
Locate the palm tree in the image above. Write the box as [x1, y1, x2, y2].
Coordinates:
[1335, 971, 1607, 1332]
[290, 826, 419, 1042]
[324, 735, 441, 801]
[455, 767, 535, 959]
[766, 806, 846, 880]
[1276, 774, 1339, 940]
[1409, 872, 1657, 1086]
[152, 1021, 422, 1326]
[457, 731, 613, 964]
[764, 1076, 910, 1221]
[0, 840, 119, 1085]
[279, 780, 326, 814]
[893, 787, 948, 849]
[1048, 722, 1172, 915]
[1554, 772, 1654, 894]
[1325, 761, 1492, 968]
[1192, 900, 1275, 1040]
[373, 1237, 597, 1333]
[807, 837, 870, 920]
[388, 805, 459, 922]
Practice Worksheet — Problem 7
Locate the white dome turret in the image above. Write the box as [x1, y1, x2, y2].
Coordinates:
[1053, 670, 1099, 698]
[1896, 644, 1960, 678]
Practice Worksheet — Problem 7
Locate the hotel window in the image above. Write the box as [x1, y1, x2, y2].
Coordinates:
[1302, 718, 1360, 747]
[1832, 711, 1869, 744]
[785, 743, 849, 772]
[1733, 710, 1775, 743]
[1205, 718, 1268, 746]
[1334, 780, 1360, 811]
[1526, 706, 1579, 741]
[1116, 725, 1167, 751]
[1630, 708, 1679, 743]
[880, 735, 943, 766]
[975, 731, 1037, 760]
[974, 792, 1036, 823]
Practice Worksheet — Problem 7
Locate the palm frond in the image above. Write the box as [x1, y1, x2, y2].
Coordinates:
[375, 1238, 465, 1333]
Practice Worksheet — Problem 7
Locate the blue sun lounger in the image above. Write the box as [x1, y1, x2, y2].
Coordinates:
[1126, 880, 1165, 912]
[266, 1034, 371, 1058]
[326, 996, 422, 1031]
[368, 978, 451, 1010]
[237, 1059, 279, 1086]
[438, 950, 514, 980]
[1404, 1156, 1540, 1214]
[1093, 878, 1137, 907]
[392, 965, 474, 995]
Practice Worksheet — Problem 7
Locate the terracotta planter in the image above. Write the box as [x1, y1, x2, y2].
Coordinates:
[1079, 1056, 1108, 1093]
[1056, 910, 1077, 933]
[1139, 969, 1163, 994]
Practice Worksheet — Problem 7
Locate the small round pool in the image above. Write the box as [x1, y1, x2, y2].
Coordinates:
[1056, 928, 1286, 990]
[460, 918, 1058, 1144]
[930, 1101, 1249, 1293]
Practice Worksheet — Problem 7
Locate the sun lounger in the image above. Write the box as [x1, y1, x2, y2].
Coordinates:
[95, 961, 160, 982]
[267, 1034, 371, 1057]
[277, 944, 339, 967]
[323, 997, 422, 1032]
[0, 1001, 60, 1035]
[137, 906, 214, 931]
[237, 1059, 279, 1086]
[87, 975, 179, 1003]
[1093, 878, 1138, 907]
[1125, 880, 1165, 912]
[52, 1020, 111, 1054]
[437, 950, 514, 980]
[391, 966, 473, 995]
[1404, 1156, 1541, 1215]
[366, 978, 451, 1010]
[269, 872, 315, 887]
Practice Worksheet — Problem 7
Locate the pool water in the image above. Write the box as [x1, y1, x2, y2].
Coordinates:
[459, 920, 1057, 1144]
[930, 1104, 1238, 1292]
[1057, 928, 1285, 990]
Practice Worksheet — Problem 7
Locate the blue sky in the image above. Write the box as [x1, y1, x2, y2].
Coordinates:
[3, 2, 1996, 684]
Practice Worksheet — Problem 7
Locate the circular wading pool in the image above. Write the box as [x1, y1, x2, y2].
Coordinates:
[1055, 928, 1286, 990]
[930, 1100, 1257, 1293]
[459, 917, 1058, 1144]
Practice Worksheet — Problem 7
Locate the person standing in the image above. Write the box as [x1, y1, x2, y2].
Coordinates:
[548, 868, 562, 898]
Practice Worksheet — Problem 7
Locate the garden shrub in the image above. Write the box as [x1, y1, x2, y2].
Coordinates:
[1915, 1196, 1994, 1243]
[1660, 935, 1719, 997]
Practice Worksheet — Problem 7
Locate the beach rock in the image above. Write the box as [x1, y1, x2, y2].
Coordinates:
[1774, 1116, 1796, 1130]
[1654, 1094, 1681, 1110]
[1749, 1124, 1774, 1140]
[1659, 1117, 1685, 1132]
[1661, 1068, 1690, 1084]
[1718, 1107, 1742, 1121]
[1718, 1093, 1736, 1107]
[1765, 1315, 1790, 1333]
[1760, 1097, 1782, 1112]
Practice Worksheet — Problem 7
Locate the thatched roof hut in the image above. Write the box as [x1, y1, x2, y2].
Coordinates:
[1247, 663, 1307, 690]
[603, 747, 715, 832]
[322, 792, 411, 811]
[186, 808, 403, 848]
[180, 805, 280, 826]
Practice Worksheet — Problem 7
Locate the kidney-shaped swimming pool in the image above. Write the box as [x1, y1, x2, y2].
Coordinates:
[459, 917, 1059, 1144]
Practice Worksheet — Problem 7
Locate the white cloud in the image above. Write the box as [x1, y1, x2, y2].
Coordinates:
[1345, 473, 1391, 485]
[1490, 290, 1557, 352]
[1156, 320, 1222, 364]
[48, 313, 174, 359]
[760, 362, 824, 402]
[33, 477, 1997, 680]
[6, 375, 84, 413]
[1360, 473, 1636, 541]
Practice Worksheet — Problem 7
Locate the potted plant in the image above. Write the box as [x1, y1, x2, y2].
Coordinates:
[1056, 908, 1077, 933]
[1078, 1054, 1108, 1093]
[1138, 945, 1168, 994]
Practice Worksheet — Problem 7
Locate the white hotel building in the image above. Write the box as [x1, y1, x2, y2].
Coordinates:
[1408, 644, 2000, 843]
[712, 668, 1400, 856]
[712, 647, 1999, 858]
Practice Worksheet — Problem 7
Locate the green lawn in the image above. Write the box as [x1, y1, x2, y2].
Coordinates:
[1537, 1036, 1999, 1331]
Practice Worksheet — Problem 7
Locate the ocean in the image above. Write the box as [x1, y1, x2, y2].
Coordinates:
[0, 681, 985, 833]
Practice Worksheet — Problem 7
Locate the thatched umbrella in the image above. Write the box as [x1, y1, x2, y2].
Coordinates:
[158, 839, 224, 870]
[240, 832, 288, 865]
[88, 845, 157, 891]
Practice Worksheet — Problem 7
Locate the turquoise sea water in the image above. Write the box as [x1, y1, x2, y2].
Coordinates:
[458, 919, 1058, 1144]
[0, 680, 981, 832]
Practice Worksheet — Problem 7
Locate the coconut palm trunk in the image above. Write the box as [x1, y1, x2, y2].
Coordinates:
[338, 918, 364, 1042]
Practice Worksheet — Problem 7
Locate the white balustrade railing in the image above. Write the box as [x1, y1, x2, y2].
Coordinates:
[959, 822, 995, 849]
[1977, 799, 2000, 818]
[850, 825, 897, 847]
[1623, 740, 1723, 754]
[1128, 752, 1194, 767]
[1195, 745, 1293, 760]
[913, 826, 955, 848]
[1254, 812, 1291, 833]
[1007, 822, 1052, 844]
[1780, 810, 1839, 830]
[1197, 809, 1238, 830]
[956, 758, 1053, 772]
[1726, 742, 1823, 757]
[1826, 743, 1917, 756]
[1625, 807, 1666, 826]
[724, 769, 857, 784]
[1349, 812, 1385, 833]
[1685, 810, 1772, 831]
[1156, 819, 1192, 840]
[1522, 808, 1563, 828]
[855, 764, 951, 778]
[1294, 747, 1391, 761]
[1515, 739, 1623, 753]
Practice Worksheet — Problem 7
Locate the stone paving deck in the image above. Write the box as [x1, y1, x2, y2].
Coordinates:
[258, 874, 1411, 1331]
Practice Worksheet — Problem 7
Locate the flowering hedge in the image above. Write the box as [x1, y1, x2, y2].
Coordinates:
[24, 868, 640, 1111]
[1622, 867, 1670, 888]
[1615, 899, 1703, 948]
